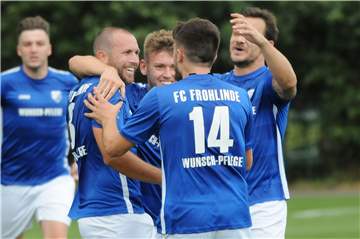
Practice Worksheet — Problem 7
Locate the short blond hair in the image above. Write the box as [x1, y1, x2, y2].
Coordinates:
[143, 30, 174, 61]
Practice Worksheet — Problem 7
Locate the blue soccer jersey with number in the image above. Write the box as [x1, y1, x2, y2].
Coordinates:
[220, 66, 291, 206]
[1, 66, 77, 186]
[120, 74, 253, 234]
[126, 83, 162, 224]
[67, 76, 144, 219]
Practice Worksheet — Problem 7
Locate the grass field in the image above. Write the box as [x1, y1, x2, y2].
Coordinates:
[24, 193, 359, 239]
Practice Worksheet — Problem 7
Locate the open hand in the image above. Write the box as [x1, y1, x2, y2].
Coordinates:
[230, 13, 268, 48]
[84, 87, 123, 125]
[97, 67, 126, 100]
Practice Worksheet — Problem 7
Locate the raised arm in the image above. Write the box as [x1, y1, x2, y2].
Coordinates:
[231, 13, 297, 100]
[69, 55, 125, 98]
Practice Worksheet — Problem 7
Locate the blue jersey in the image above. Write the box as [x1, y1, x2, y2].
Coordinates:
[67, 76, 144, 220]
[220, 66, 290, 205]
[126, 83, 162, 223]
[121, 74, 253, 234]
[1, 66, 77, 186]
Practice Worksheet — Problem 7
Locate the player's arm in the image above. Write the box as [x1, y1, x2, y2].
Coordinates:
[68, 55, 125, 98]
[93, 127, 161, 184]
[230, 13, 297, 100]
[246, 149, 253, 171]
[84, 88, 132, 157]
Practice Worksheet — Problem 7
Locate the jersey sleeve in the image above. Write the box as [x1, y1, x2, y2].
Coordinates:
[120, 88, 160, 145]
[91, 90, 124, 128]
[263, 74, 290, 107]
[66, 73, 79, 90]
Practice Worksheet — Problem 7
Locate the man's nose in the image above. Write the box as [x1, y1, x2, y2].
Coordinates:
[163, 67, 175, 79]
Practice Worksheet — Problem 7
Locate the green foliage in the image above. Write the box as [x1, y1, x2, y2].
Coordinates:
[1, 1, 359, 179]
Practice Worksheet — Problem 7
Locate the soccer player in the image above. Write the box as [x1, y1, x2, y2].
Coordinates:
[67, 27, 161, 238]
[1, 16, 77, 239]
[223, 7, 298, 238]
[68, 29, 175, 225]
[84, 18, 254, 238]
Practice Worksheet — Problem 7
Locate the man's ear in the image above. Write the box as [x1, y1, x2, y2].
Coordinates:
[139, 59, 147, 76]
[95, 50, 109, 64]
[48, 43, 52, 57]
[177, 48, 185, 63]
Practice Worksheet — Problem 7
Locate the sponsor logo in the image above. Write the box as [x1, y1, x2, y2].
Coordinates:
[18, 94, 31, 100]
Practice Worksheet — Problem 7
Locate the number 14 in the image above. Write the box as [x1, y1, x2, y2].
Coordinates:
[189, 106, 234, 154]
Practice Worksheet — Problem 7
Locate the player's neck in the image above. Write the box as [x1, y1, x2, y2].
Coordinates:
[233, 59, 265, 76]
[23, 64, 48, 80]
[181, 64, 211, 78]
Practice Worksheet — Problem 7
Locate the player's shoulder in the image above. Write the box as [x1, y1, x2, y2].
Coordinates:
[126, 82, 148, 94]
[48, 67, 78, 86]
[1, 66, 21, 79]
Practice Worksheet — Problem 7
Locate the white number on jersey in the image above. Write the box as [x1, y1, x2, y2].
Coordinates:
[67, 102, 76, 150]
[189, 106, 234, 154]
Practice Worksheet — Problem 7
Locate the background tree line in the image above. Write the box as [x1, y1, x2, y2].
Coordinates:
[2, 1, 359, 182]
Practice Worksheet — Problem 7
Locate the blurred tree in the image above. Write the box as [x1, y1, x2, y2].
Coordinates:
[1, 1, 359, 181]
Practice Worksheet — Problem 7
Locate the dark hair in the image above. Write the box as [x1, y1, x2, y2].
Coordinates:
[173, 18, 220, 66]
[241, 7, 279, 43]
[17, 16, 50, 36]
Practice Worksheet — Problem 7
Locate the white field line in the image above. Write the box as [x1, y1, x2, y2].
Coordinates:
[292, 207, 359, 219]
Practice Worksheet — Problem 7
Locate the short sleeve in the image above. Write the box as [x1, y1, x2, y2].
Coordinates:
[120, 88, 160, 145]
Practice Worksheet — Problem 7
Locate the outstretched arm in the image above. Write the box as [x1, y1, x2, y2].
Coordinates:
[230, 13, 297, 100]
[93, 127, 161, 184]
[69, 55, 125, 98]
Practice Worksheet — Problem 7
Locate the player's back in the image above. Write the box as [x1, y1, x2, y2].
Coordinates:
[152, 73, 253, 233]
[67, 76, 144, 219]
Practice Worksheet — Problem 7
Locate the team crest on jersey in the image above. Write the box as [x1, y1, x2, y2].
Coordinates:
[51, 90, 62, 103]
[247, 89, 255, 99]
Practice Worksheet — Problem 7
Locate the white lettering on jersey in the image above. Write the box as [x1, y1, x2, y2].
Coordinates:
[18, 108, 63, 117]
[174, 89, 240, 103]
[72, 145, 87, 161]
[173, 90, 187, 103]
[182, 155, 243, 169]
[18, 94, 31, 100]
[69, 83, 92, 102]
[148, 135, 160, 148]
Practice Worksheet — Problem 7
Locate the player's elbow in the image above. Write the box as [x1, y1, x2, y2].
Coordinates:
[68, 55, 82, 76]
[104, 143, 124, 158]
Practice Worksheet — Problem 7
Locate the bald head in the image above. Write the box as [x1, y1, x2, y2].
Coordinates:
[92, 27, 140, 84]
[93, 27, 132, 54]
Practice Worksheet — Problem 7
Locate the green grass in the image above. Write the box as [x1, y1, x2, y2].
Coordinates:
[24, 193, 359, 239]
[286, 193, 359, 239]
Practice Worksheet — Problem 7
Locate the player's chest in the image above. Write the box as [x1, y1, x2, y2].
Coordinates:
[6, 86, 67, 108]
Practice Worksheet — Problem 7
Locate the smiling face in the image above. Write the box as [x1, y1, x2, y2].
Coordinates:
[229, 17, 266, 68]
[107, 31, 140, 84]
[17, 29, 51, 71]
[140, 50, 175, 88]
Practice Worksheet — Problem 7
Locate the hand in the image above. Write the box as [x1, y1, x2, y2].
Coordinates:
[97, 67, 126, 100]
[84, 87, 123, 125]
[230, 13, 268, 48]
